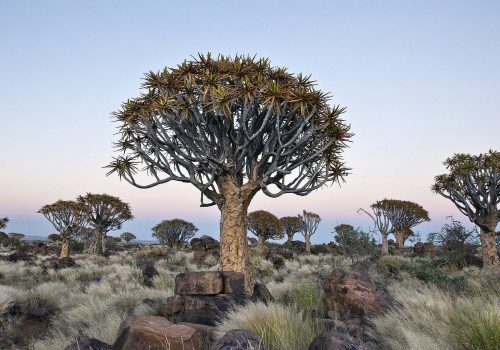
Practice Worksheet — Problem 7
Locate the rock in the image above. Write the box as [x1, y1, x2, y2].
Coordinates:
[64, 338, 112, 350]
[163, 294, 249, 326]
[288, 240, 307, 254]
[323, 269, 394, 320]
[193, 249, 219, 266]
[267, 247, 294, 260]
[29, 307, 50, 319]
[7, 251, 32, 262]
[6, 301, 21, 316]
[190, 236, 220, 251]
[210, 329, 266, 350]
[251, 283, 274, 305]
[221, 271, 246, 295]
[113, 315, 203, 350]
[413, 242, 435, 256]
[268, 254, 285, 269]
[308, 332, 363, 350]
[320, 319, 350, 335]
[178, 322, 216, 343]
[175, 271, 223, 295]
[142, 263, 159, 287]
[44, 257, 77, 270]
[0, 337, 17, 347]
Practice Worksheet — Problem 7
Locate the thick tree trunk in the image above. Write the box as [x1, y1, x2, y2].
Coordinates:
[257, 235, 265, 253]
[218, 177, 258, 295]
[101, 233, 107, 255]
[60, 238, 70, 259]
[305, 236, 311, 254]
[381, 233, 389, 255]
[480, 226, 500, 268]
[395, 229, 405, 248]
[90, 228, 104, 255]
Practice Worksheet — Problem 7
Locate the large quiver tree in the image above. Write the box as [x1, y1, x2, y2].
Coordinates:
[247, 210, 284, 252]
[106, 54, 352, 293]
[280, 216, 304, 243]
[38, 200, 87, 258]
[433, 150, 500, 268]
[78, 193, 133, 255]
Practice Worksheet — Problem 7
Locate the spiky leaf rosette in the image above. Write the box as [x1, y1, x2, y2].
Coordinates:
[38, 200, 87, 238]
[432, 150, 500, 228]
[247, 210, 284, 241]
[107, 54, 352, 206]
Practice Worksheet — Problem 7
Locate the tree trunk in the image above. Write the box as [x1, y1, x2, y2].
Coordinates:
[305, 236, 311, 254]
[480, 226, 500, 268]
[218, 177, 258, 295]
[257, 235, 265, 253]
[101, 233, 107, 255]
[395, 229, 405, 248]
[381, 233, 389, 255]
[60, 238, 70, 259]
[286, 234, 293, 244]
[90, 228, 103, 255]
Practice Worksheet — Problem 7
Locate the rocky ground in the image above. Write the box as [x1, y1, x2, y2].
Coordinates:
[0, 237, 499, 350]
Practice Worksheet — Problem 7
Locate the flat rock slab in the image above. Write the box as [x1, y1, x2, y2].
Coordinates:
[64, 338, 112, 350]
[221, 271, 246, 295]
[113, 316, 203, 350]
[175, 271, 224, 295]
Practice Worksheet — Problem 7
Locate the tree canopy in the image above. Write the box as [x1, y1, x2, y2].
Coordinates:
[38, 200, 87, 238]
[247, 210, 284, 250]
[280, 216, 303, 243]
[152, 219, 198, 249]
[120, 232, 136, 243]
[0, 217, 8, 231]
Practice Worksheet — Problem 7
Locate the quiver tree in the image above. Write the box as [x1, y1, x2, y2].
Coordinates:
[38, 200, 87, 258]
[78, 193, 133, 255]
[9, 233, 24, 241]
[106, 54, 352, 292]
[381, 199, 430, 248]
[247, 210, 284, 252]
[433, 150, 500, 268]
[152, 219, 198, 250]
[280, 216, 304, 243]
[358, 200, 397, 255]
[0, 217, 8, 231]
[299, 210, 321, 254]
[120, 232, 136, 244]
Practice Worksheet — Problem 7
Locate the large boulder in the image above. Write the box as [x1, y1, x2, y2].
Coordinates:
[286, 240, 307, 254]
[163, 294, 249, 326]
[65, 339, 112, 350]
[323, 269, 393, 320]
[308, 332, 363, 350]
[210, 329, 266, 350]
[44, 257, 77, 270]
[142, 262, 159, 287]
[221, 272, 246, 295]
[268, 254, 285, 269]
[175, 271, 224, 295]
[267, 247, 294, 260]
[7, 251, 32, 262]
[251, 283, 274, 305]
[112, 316, 203, 350]
[193, 249, 220, 266]
[190, 236, 220, 251]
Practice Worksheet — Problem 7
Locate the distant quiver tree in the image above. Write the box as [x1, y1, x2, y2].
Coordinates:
[433, 150, 500, 268]
[299, 210, 321, 254]
[280, 216, 304, 243]
[78, 193, 133, 255]
[120, 231, 136, 244]
[152, 219, 198, 250]
[247, 210, 284, 252]
[358, 199, 397, 255]
[106, 54, 352, 292]
[38, 200, 87, 258]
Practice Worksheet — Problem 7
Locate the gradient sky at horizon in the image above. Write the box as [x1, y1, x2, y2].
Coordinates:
[1, 0, 499, 243]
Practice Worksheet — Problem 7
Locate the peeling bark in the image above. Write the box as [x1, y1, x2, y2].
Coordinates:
[60, 238, 70, 259]
[257, 235, 265, 253]
[480, 226, 500, 268]
[395, 229, 405, 248]
[90, 228, 104, 256]
[218, 176, 258, 295]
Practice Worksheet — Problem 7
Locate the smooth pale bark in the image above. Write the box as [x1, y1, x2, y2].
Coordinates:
[381, 233, 389, 255]
[60, 238, 70, 259]
[480, 226, 500, 268]
[218, 177, 258, 295]
[305, 238, 311, 254]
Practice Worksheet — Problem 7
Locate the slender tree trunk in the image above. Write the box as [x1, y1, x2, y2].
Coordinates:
[60, 238, 70, 259]
[286, 233, 293, 244]
[101, 233, 107, 255]
[305, 236, 311, 254]
[381, 233, 389, 255]
[480, 226, 500, 268]
[257, 235, 265, 253]
[395, 229, 405, 248]
[90, 228, 103, 255]
[218, 177, 258, 295]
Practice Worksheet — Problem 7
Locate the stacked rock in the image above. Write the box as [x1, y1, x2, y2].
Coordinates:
[163, 271, 249, 326]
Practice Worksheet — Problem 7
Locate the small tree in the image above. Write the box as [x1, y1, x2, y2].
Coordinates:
[358, 200, 397, 255]
[106, 54, 352, 292]
[428, 217, 479, 268]
[433, 150, 500, 268]
[0, 217, 8, 231]
[334, 224, 376, 262]
[39, 200, 87, 258]
[379, 199, 430, 248]
[152, 219, 198, 250]
[78, 193, 133, 255]
[247, 210, 284, 252]
[9, 233, 25, 241]
[299, 210, 321, 254]
[280, 216, 304, 244]
[120, 232, 136, 244]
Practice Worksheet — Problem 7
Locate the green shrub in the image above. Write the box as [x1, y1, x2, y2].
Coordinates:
[380, 255, 404, 274]
[70, 240, 85, 253]
[48, 234, 62, 242]
[275, 282, 323, 316]
[403, 259, 448, 283]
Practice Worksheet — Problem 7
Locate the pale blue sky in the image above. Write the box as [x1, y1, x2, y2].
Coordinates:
[1, 1, 499, 242]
